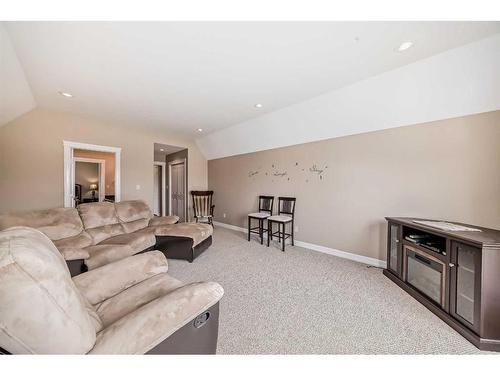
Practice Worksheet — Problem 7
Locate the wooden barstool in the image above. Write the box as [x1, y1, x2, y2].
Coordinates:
[267, 197, 296, 252]
[247, 196, 274, 245]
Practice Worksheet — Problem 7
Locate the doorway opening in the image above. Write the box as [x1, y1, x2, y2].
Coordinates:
[64, 141, 121, 207]
[74, 157, 105, 205]
[154, 143, 188, 221]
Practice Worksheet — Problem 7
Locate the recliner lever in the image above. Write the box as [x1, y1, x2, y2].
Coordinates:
[193, 311, 211, 328]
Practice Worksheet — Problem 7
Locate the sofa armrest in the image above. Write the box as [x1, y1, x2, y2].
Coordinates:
[89, 281, 224, 354]
[149, 216, 179, 226]
[59, 247, 90, 261]
[73, 251, 168, 305]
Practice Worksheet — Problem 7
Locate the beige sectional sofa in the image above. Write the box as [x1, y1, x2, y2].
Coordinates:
[0, 200, 213, 275]
[0, 227, 223, 354]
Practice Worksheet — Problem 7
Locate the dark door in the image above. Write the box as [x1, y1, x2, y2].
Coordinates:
[170, 162, 186, 222]
[449, 241, 482, 334]
[387, 222, 402, 278]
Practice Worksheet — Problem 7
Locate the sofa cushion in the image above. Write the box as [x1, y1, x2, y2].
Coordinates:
[94, 273, 183, 327]
[115, 200, 153, 223]
[115, 200, 153, 233]
[149, 216, 180, 226]
[53, 231, 93, 255]
[100, 231, 156, 253]
[89, 281, 224, 354]
[59, 247, 91, 261]
[0, 227, 97, 354]
[78, 202, 120, 229]
[86, 223, 125, 245]
[84, 244, 137, 271]
[0, 208, 84, 241]
[121, 218, 150, 233]
[73, 251, 169, 306]
[153, 223, 213, 247]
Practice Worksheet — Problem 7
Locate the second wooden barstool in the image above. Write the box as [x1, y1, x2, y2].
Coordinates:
[267, 197, 296, 252]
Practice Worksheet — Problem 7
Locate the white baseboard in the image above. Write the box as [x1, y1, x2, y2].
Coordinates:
[214, 221, 247, 233]
[213, 221, 387, 268]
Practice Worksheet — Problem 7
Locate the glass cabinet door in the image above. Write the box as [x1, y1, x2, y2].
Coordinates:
[388, 223, 401, 277]
[450, 242, 481, 333]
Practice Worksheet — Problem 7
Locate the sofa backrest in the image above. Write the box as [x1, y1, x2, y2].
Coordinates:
[77, 202, 125, 244]
[115, 200, 153, 233]
[0, 227, 98, 354]
[0, 207, 84, 241]
[0, 200, 156, 249]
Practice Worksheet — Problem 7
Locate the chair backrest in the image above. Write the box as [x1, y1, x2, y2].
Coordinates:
[0, 227, 98, 354]
[191, 191, 214, 217]
[258, 195, 274, 215]
[278, 197, 296, 217]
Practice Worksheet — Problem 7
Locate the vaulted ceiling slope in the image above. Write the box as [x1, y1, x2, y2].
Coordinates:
[0, 23, 36, 126]
[197, 33, 500, 159]
[2, 21, 500, 137]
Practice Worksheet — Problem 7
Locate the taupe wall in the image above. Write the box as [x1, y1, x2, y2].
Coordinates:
[208, 111, 500, 261]
[0, 108, 208, 216]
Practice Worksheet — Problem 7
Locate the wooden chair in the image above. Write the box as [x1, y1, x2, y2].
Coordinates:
[247, 195, 274, 245]
[191, 191, 215, 226]
[267, 197, 296, 252]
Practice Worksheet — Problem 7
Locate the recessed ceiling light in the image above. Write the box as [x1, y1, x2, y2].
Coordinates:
[197, 128, 203, 132]
[58, 91, 73, 98]
[254, 103, 263, 108]
[397, 41, 413, 52]
[160, 148, 164, 152]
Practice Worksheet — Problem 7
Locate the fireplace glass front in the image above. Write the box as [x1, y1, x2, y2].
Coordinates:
[405, 246, 445, 307]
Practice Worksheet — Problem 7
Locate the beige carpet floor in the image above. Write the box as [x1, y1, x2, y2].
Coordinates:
[167, 226, 489, 354]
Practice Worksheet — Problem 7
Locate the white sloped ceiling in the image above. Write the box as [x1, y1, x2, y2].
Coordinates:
[0, 23, 36, 127]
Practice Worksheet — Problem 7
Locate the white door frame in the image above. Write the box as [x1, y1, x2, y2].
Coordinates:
[63, 141, 121, 207]
[74, 157, 106, 202]
[168, 158, 187, 221]
[153, 161, 166, 216]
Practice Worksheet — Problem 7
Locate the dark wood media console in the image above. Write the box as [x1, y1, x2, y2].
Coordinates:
[383, 217, 500, 351]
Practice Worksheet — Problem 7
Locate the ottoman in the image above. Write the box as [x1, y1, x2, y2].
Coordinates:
[153, 223, 213, 263]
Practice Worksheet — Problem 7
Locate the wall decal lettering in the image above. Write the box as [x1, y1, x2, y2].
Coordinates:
[248, 161, 327, 184]
[273, 171, 288, 177]
[309, 164, 327, 180]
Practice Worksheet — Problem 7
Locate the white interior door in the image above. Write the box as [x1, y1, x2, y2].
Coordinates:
[170, 162, 186, 222]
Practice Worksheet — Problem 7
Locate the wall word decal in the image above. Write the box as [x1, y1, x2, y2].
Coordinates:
[309, 164, 328, 180]
[248, 161, 327, 183]
[273, 171, 288, 178]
